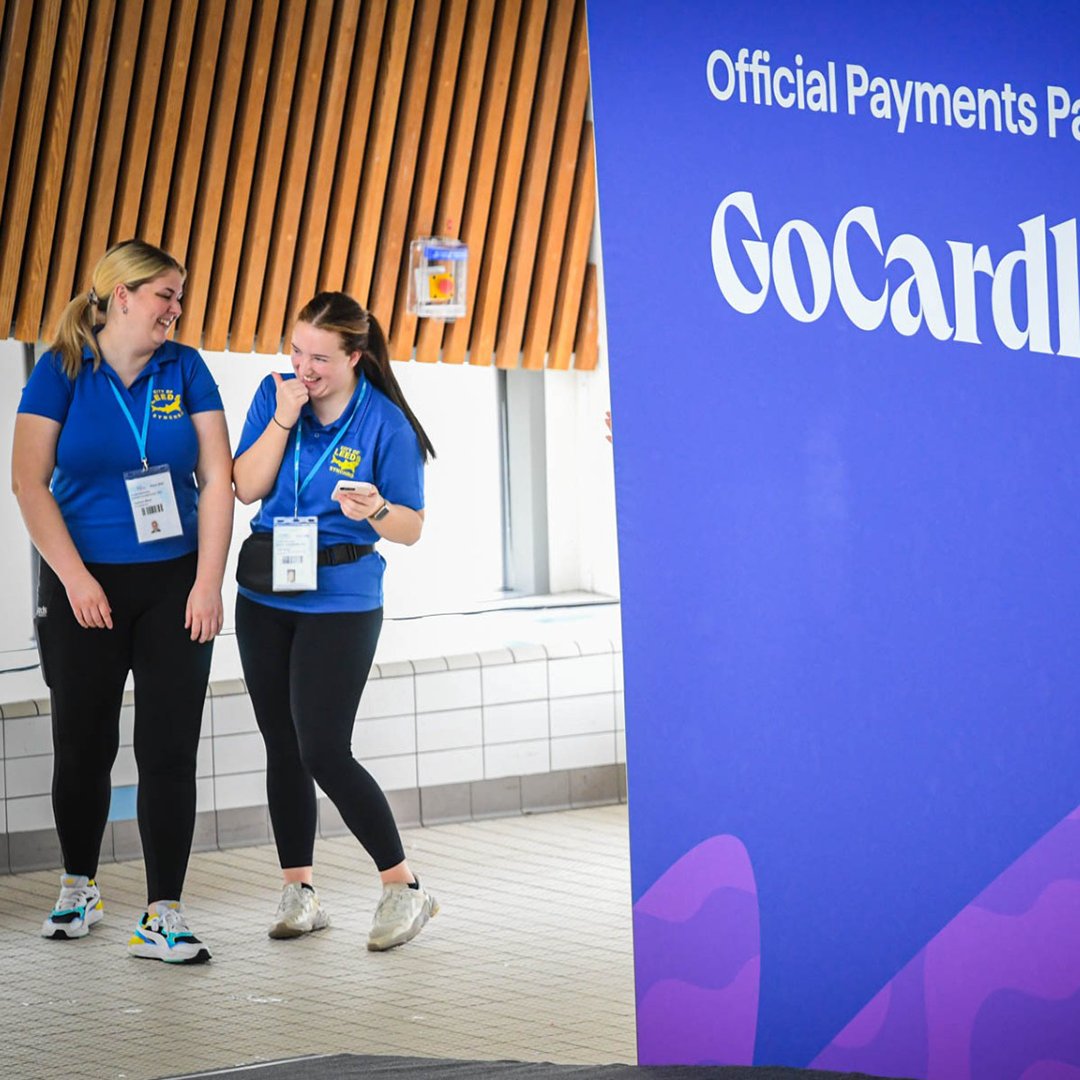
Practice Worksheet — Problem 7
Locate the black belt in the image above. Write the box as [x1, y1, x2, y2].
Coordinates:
[318, 542, 375, 567]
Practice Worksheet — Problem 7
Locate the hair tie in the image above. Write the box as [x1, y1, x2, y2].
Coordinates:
[88, 288, 100, 307]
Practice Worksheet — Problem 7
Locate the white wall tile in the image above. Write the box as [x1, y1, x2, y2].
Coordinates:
[0, 799, 6, 833]
[550, 732, 616, 771]
[4, 715, 51, 758]
[110, 746, 137, 787]
[416, 708, 482, 754]
[213, 733, 267, 775]
[484, 739, 550, 780]
[366, 754, 417, 792]
[7, 794, 54, 832]
[483, 699, 549, 745]
[548, 654, 614, 698]
[352, 715, 416, 759]
[211, 694, 260, 737]
[482, 660, 547, 706]
[616, 729, 626, 765]
[615, 691, 625, 731]
[196, 776, 215, 814]
[197, 737, 214, 778]
[358, 676, 415, 720]
[549, 694, 615, 738]
[120, 704, 135, 747]
[614, 654, 624, 692]
[418, 747, 484, 787]
[6, 753, 51, 798]
[214, 771, 266, 811]
[415, 669, 481, 713]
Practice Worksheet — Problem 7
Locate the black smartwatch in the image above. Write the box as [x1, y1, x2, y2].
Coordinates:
[370, 500, 391, 522]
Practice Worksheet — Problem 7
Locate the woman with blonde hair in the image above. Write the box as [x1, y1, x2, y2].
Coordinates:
[12, 239, 233, 963]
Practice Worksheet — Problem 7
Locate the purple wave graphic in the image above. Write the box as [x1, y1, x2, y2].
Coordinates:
[633, 835, 760, 1066]
[813, 806, 1080, 1080]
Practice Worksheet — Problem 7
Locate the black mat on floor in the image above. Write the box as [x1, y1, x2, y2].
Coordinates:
[170, 1054, 904, 1080]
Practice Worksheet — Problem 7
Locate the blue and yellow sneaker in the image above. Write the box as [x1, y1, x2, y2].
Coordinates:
[42, 874, 103, 939]
[128, 902, 211, 964]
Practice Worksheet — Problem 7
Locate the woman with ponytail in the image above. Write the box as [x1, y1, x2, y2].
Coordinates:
[11, 239, 233, 963]
[233, 292, 438, 950]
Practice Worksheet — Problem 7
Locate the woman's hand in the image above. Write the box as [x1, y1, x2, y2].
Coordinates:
[64, 571, 113, 630]
[334, 482, 384, 522]
[185, 580, 224, 643]
[271, 372, 309, 428]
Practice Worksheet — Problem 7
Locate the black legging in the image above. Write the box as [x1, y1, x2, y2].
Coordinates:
[235, 595, 405, 871]
[36, 554, 211, 902]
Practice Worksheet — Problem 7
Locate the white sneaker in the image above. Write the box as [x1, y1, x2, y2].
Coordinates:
[128, 902, 211, 964]
[42, 874, 103, 939]
[367, 880, 439, 951]
[268, 882, 331, 939]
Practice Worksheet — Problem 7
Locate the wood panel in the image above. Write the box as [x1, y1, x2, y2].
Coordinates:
[319, 0, 389, 293]
[548, 121, 595, 370]
[110, 0, 173, 241]
[13, 0, 87, 341]
[461, 0, 549, 367]
[412, 0, 494, 363]
[286, 0, 363, 333]
[200, 0, 279, 350]
[3, 0, 602, 373]
[345, 0, 415, 307]
[254, 0, 335, 353]
[173, 0, 253, 347]
[0, 0, 62, 331]
[439, 0, 523, 365]
[40, 0, 116, 337]
[160, 0, 225, 263]
[521, 0, 588, 370]
[74, 0, 144, 290]
[493, 0, 574, 369]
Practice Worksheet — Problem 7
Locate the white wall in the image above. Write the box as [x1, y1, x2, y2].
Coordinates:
[0, 340, 35, 655]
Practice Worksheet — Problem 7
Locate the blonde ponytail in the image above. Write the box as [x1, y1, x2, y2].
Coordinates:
[52, 291, 107, 379]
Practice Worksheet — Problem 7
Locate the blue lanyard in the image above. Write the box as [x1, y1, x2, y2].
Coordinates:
[291, 379, 369, 517]
[107, 374, 155, 470]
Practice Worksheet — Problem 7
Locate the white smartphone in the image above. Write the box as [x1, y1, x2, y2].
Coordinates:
[332, 479, 375, 499]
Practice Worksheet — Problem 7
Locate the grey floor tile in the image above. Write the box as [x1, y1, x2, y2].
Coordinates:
[0, 806, 634, 1080]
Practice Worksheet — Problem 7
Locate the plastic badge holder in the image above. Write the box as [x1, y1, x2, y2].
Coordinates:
[407, 237, 468, 319]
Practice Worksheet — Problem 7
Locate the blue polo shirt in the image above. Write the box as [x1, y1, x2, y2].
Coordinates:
[235, 374, 425, 613]
[18, 341, 224, 564]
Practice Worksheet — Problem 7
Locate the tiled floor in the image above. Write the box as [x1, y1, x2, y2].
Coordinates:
[0, 805, 635, 1080]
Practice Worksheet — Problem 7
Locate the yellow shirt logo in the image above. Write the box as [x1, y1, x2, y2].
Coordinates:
[150, 390, 184, 419]
[330, 445, 361, 477]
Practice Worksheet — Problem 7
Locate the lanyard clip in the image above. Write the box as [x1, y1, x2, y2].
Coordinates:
[141, 458, 149, 471]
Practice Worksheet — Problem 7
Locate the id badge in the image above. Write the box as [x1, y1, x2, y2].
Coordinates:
[123, 464, 183, 543]
[273, 516, 318, 591]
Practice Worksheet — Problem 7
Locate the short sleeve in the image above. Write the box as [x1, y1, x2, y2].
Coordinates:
[235, 375, 277, 458]
[374, 418, 425, 511]
[182, 349, 224, 413]
[17, 352, 75, 423]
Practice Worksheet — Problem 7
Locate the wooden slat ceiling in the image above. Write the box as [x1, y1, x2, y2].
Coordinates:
[0, 0, 599, 371]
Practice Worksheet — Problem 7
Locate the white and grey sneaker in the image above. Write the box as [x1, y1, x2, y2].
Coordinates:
[128, 902, 211, 964]
[42, 874, 103, 939]
[268, 882, 331, 939]
[367, 880, 439, 951]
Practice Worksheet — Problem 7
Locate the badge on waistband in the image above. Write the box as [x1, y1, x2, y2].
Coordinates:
[273, 516, 318, 591]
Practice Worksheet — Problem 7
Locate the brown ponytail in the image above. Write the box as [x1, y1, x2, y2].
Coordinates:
[295, 292, 436, 462]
